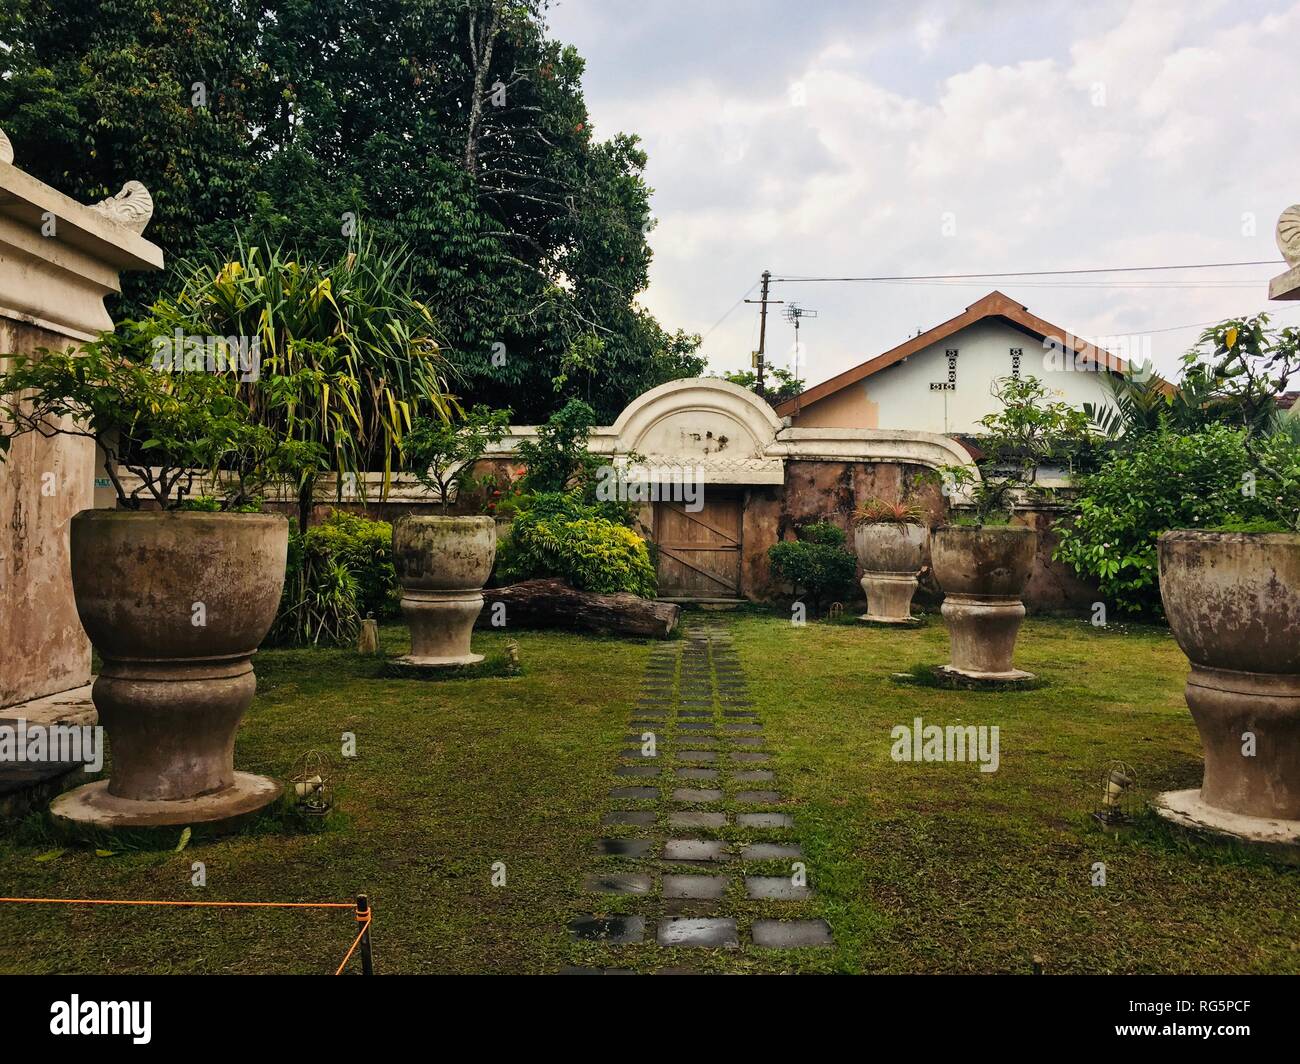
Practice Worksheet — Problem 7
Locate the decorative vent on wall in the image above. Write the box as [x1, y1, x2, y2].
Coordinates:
[1010, 347, 1023, 379]
[930, 348, 958, 391]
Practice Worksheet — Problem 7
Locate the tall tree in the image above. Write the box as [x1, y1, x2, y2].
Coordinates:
[0, 0, 702, 421]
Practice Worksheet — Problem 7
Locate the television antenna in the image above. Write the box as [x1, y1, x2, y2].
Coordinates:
[783, 302, 818, 380]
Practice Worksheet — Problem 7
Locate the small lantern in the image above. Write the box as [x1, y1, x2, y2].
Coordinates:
[290, 751, 334, 816]
[1095, 760, 1138, 826]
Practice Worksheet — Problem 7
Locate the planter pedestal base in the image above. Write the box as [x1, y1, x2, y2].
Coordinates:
[859, 614, 924, 628]
[1154, 788, 1300, 864]
[50, 772, 280, 832]
[389, 652, 486, 672]
[933, 664, 1037, 690]
[400, 589, 485, 669]
[859, 572, 920, 626]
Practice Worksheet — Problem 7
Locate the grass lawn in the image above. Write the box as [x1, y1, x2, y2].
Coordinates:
[0, 612, 1296, 974]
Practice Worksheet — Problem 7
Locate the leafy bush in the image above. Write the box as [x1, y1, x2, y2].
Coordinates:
[270, 510, 399, 645]
[1051, 425, 1299, 615]
[767, 522, 856, 615]
[403, 404, 512, 514]
[496, 491, 657, 597]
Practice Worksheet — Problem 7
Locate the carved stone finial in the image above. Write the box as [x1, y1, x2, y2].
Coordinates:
[87, 180, 154, 235]
[0, 126, 13, 165]
[1278, 205, 1300, 268]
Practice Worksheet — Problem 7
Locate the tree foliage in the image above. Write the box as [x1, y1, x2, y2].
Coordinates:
[0, 0, 704, 421]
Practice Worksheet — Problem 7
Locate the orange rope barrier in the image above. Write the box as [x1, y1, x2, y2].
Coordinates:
[0, 897, 352, 909]
[334, 916, 372, 976]
[0, 896, 371, 974]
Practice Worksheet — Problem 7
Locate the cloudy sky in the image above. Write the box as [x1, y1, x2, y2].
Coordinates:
[546, 0, 1300, 388]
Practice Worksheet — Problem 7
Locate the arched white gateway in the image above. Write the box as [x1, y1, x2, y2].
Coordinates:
[486, 378, 976, 484]
[609, 378, 786, 485]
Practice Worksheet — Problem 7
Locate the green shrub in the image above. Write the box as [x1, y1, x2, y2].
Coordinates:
[767, 522, 856, 615]
[270, 510, 399, 645]
[496, 491, 657, 597]
[1052, 425, 1299, 615]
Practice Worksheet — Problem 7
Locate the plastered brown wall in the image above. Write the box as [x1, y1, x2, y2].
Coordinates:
[741, 459, 1095, 613]
[0, 320, 94, 707]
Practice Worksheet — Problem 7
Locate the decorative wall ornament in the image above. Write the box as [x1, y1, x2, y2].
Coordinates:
[0, 126, 13, 165]
[87, 181, 154, 235]
[1278, 204, 1300, 268]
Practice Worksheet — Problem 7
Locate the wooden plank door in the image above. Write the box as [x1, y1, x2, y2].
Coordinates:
[654, 494, 743, 598]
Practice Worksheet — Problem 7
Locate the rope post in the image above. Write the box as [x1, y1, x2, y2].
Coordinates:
[356, 894, 374, 976]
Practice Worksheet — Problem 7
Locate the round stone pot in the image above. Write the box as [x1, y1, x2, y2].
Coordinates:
[51, 511, 288, 830]
[392, 515, 496, 668]
[853, 522, 928, 624]
[931, 524, 1037, 682]
[1155, 531, 1300, 847]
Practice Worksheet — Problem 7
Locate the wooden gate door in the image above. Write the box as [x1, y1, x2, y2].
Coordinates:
[654, 494, 743, 598]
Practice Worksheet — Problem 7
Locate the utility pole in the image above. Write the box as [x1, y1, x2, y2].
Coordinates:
[745, 269, 782, 399]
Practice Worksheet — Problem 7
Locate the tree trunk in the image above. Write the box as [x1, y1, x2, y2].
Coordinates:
[478, 579, 680, 638]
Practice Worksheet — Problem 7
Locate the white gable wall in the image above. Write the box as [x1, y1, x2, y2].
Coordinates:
[832, 319, 1117, 435]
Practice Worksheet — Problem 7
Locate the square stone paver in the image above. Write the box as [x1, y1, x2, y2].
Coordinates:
[662, 875, 729, 900]
[737, 812, 793, 829]
[657, 917, 739, 948]
[735, 790, 782, 804]
[601, 809, 658, 826]
[622, 748, 657, 759]
[677, 722, 712, 731]
[745, 876, 811, 900]
[669, 810, 727, 829]
[742, 842, 802, 860]
[724, 722, 761, 731]
[733, 770, 775, 783]
[675, 768, 719, 781]
[672, 788, 724, 803]
[609, 786, 659, 800]
[751, 919, 832, 948]
[678, 750, 716, 763]
[597, 838, 655, 858]
[583, 872, 655, 895]
[664, 838, 729, 862]
[723, 710, 758, 718]
[731, 752, 771, 762]
[568, 916, 646, 944]
[679, 710, 712, 718]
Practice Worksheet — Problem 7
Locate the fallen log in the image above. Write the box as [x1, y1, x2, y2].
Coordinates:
[478, 578, 680, 639]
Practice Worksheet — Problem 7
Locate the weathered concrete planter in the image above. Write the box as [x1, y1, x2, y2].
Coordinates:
[1154, 531, 1300, 853]
[51, 511, 288, 830]
[853, 522, 927, 624]
[392, 515, 496, 668]
[931, 525, 1037, 683]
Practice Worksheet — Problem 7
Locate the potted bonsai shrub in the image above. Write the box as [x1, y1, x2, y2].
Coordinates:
[0, 329, 321, 829]
[1155, 317, 1300, 845]
[930, 376, 1090, 683]
[393, 404, 512, 669]
[851, 497, 929, 625]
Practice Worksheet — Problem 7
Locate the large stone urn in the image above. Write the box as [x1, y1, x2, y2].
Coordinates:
[853, 522, 928, 624]
[392, 515, 496, 668]
[1154, 531, 1300, 850]
[51, 511, 288, 829]
[931, 524, 1037, 683]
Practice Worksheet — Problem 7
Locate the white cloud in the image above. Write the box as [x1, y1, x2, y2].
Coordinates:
[550, 0, 1300, 386]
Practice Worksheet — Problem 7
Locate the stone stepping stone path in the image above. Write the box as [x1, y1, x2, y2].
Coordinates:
[566, 621, 834, 970]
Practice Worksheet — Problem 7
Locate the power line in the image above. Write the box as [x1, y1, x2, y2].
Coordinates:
[770, 260, 1286, 283]
[700, 281, 758, 340]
